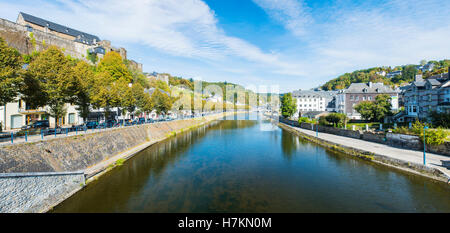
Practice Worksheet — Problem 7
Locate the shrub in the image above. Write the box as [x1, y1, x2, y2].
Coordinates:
[410, 120, 449, 145]
[429, 111, 450, 128]
[325, 113, 347, 127]
[421, 128, 449, 146]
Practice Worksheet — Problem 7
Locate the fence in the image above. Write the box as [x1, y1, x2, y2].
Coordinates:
[0, 111, 223, 145]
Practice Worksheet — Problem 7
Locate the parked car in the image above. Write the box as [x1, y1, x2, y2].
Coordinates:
[85, 121, 98, 129]
[97, 122, 107, 129]
[21, 120, 49, 130]
[138, 118, 146, 124]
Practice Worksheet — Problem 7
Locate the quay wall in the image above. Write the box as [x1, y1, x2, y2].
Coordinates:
[279, 117, 450, 157]
[0, 113, 235, 213]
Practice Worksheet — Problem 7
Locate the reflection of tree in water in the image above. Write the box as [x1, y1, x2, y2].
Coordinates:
[53, 119, 261, 212]
[281, 129, 299, 160]
[213, 120, 258, 131]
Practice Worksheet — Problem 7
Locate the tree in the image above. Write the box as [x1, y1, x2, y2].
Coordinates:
[354, 94, 392, 122]
[354, 101, 374, 121]
[325, 113, 347, 127]
[151, 89, 172, 115]
[0, 37, 23, 106]
[110, 78, 135, 118]
[280, 93, 297, 118]
[90, 71, 119, 119]
[97, 51, 133, 83]
[372, 94, 392, 121]
[24, 46, 77, 127]
[72, 61, 95, 122]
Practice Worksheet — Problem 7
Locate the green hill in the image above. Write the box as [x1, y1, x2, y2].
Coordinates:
[321, 59, 450, 91]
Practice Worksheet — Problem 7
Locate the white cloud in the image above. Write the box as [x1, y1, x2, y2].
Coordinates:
[252, 0, 311, 37]
[0, 0, 300, 70]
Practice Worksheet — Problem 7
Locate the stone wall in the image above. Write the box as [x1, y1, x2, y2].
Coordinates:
[0, 172, 84, 213]
[279, 116, 450, 157]
[0, 18, 92, 61]
[0, 113, 232, 213]
[0, 117, 219, 173]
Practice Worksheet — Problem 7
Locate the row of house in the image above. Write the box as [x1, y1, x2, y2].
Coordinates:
[336, 82, 399, 120]
[291, 82, 399, 120]
[395, 68, 450, 122]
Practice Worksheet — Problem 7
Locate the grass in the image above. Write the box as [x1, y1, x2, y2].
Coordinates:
[115, 158, 125, 166]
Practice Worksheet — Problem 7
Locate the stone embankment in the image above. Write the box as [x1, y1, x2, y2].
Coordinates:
[277, 117, 450, 184]
[279, 117, 450, 156]
[0, 112, 237, 213]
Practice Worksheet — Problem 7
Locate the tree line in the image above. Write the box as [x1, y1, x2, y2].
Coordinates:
[321, 59, 450, 91]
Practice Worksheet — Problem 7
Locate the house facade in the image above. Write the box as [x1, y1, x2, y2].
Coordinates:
[336, 82, 399, 120]
[386, 70, 402, 78]
[399, 69, 450, 121]
[0, 97, 82, 131]
[291, 90, 337, 116]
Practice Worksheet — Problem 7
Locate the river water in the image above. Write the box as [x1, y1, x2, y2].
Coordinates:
[53, 114, 450, 213]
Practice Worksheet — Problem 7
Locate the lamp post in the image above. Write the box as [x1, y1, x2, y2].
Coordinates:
[316, 122, 318, 137]
[423, 125, 428, 165]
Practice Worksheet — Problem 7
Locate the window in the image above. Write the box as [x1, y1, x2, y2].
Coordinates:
[362, 96, 366, 100]
[368, 96, 372, 101]
[355, 96, 359, 101]
[350, 95, 354, 100]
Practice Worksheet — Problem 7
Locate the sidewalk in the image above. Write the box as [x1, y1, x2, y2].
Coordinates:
[284, 123, 450, 181]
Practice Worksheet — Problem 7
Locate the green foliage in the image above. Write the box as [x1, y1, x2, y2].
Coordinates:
[24, 46, 77, 126]
[151, 88, 172, 115]
[354, 94, 392, 122]
[429, 111, 450, 128]
[72, 61, 95, 121]
[410, 121, 448, 145]
[322, 67, 391, 90]
[298, 117, 314, 124]
[86, 49, 98, 64]
[280, 93, 296, 118]
[97, 51, 133, 83]
[29, 32, 36, 50]
[325, 113, 348, 127]
[321, 59, 450, 91]
[0, 37, 23, 106]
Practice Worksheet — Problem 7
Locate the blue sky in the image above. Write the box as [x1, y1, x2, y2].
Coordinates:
[1, 0, 450, 92]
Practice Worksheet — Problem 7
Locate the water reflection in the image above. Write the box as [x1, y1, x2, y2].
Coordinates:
[53, 116, 450, 213]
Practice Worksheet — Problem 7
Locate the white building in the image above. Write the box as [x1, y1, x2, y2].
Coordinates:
[0, 98, 83, 131]
[291, 90, 337, 116]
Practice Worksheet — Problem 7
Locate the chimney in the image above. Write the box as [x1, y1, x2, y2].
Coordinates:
[415, 74, 423, 82]
[368, 82, 372, 88]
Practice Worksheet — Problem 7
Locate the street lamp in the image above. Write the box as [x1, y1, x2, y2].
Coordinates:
[316, 122, 319, 137]
[423, 125, 428, 165]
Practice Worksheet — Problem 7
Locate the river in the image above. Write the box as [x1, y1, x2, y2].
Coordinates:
[52, 114, 450, 213]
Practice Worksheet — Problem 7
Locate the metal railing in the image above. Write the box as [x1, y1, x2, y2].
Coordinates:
[0, 111, 224, 145]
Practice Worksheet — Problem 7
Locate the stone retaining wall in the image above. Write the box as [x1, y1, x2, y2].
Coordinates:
[0, 113, 233, 213]
[0, 172, 84, 213]
[280, 117, 450, 156]
[0, 117, 220, 173]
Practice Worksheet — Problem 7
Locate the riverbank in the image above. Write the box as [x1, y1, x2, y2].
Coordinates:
[278, 122, 450, 184]
[0, 111, 242, 213]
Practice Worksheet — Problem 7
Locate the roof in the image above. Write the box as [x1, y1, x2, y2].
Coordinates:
[428, 72, 449, 81]
[292, 90, 337, 99]
[20, 12, 100, 45]
[427, 79, 441, 86]
[345, 82, 396, 93]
